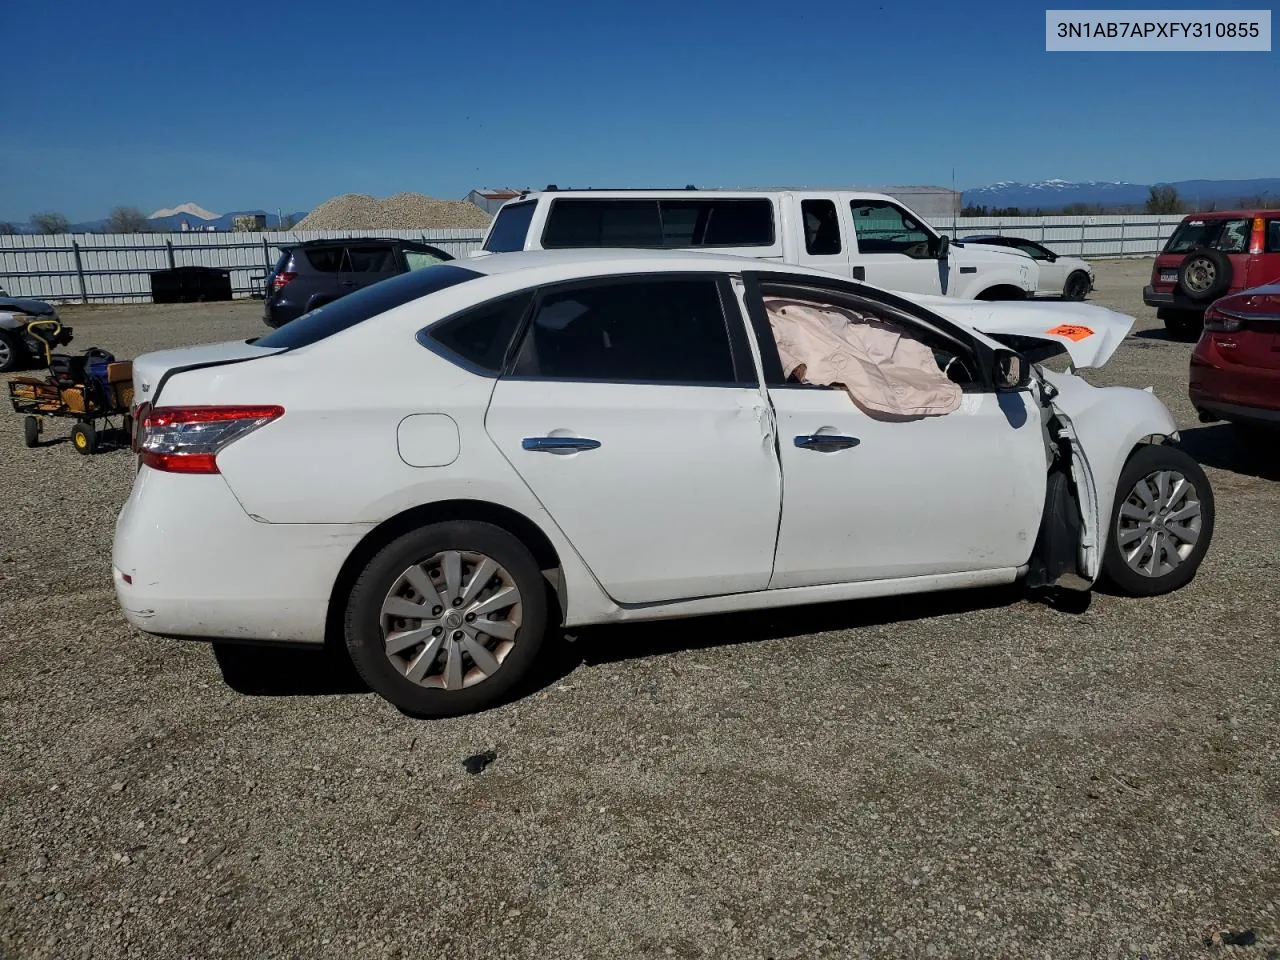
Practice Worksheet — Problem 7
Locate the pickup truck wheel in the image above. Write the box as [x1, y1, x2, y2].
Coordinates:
[344, 521, 548, 717]
[0, 329, 25, 372]
[1062, 271, 1091, 301]
[1102, 445, 1213, 596]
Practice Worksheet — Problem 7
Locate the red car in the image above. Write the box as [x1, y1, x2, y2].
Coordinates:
[1144, 210, 1280, 338]
[1189, 282, 1280, 430]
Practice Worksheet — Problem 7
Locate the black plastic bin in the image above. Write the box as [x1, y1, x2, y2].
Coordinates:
[149, 266, 233, 304]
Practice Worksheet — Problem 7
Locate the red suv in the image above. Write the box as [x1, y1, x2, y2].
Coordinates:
[1189, 282, 1280, 431]
[1144, 210, 1280, 338]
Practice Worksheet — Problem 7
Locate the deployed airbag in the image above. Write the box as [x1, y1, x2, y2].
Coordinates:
[765, 297, 961, 418]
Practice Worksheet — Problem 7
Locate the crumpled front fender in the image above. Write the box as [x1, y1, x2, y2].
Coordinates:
[1041, 369, 1179, 559]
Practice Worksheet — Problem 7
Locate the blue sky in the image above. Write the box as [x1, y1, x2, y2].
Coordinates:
[3, 0, 1276, 222]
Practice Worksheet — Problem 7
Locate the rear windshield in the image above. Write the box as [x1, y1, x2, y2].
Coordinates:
[1165, 218, 1251, 254]
[255, 264, 482, 349]
[483, 200, 537, 252]
[541, 198, 776, 249]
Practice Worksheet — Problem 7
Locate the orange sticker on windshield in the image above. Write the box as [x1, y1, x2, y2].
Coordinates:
[1045, 324, 1094, 341]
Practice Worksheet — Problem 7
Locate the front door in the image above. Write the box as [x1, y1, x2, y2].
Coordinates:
[844, 196, 945, 296]
[485, 274, 782, 604]
[741, 274, 1047, 588]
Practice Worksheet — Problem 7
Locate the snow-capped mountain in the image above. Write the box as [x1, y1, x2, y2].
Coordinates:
[963, 178, 1280, 210]
[149, 202, 220, 221]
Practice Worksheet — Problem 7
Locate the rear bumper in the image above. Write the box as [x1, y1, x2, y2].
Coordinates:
[1143, 285, 1204, 312]
[1191, 398, 1280, 426]
[112, 468, 371, 645]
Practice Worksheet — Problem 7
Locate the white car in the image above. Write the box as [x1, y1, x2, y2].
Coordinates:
[114, 251, 1214, 716]
[960, 235, 1095, 300]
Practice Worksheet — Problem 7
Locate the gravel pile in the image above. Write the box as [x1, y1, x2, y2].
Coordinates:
[295, 193, 492, 231]
[1, 263, 1277, 959]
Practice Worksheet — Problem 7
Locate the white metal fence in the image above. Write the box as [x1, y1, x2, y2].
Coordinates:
[0, 216, 1184, 304]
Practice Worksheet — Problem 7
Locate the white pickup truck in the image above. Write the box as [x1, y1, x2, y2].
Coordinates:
[476, 188, 1039, 301]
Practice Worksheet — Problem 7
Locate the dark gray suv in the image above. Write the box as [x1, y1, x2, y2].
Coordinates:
[264, 238, 455, 327]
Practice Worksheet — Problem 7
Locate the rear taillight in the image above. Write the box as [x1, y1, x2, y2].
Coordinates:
[139, 405, 284, 474]
[1203, 304, 1243, 333]
[272, 271, 297, 290]
[1249, 217, 1266, 255]
[130, 401, 151, 453]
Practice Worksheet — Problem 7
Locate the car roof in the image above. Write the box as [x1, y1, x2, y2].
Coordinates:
[1180, 209, 1280, 219]
[514, 188, 902, 204]
[292, 237, 404, 249]
[461, 248, 849, 281]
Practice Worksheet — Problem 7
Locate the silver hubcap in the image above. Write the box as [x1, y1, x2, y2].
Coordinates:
[380, 550, 522, 690]
[1184, 259, 1214, 292]
[0, 339, 11, 365]
[1116, 469, 1203, 578]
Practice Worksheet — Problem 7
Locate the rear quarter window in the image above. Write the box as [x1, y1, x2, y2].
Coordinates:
[483, 200, 537, 253]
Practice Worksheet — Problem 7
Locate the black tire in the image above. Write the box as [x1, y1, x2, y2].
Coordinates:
[1062, 270, 1092, 301]
[0, 329, 25, 373]
[23, 415, 39, 448]
[1160, 310, 1203, 340]
[344, 521, 548, 717]
[1176, 248, 1232, 303]
[70, 421, 97, 455]
[1101, 444, 1214, 597]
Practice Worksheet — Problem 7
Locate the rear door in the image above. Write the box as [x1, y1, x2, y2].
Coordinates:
[843, 196, 945, 295]
[790, 195, 853, 278]
[484, 273, 782, 604]
[339, 243, 400, 295]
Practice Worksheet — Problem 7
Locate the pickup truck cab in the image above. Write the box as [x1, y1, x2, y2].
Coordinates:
[477, 189, 1039, 301]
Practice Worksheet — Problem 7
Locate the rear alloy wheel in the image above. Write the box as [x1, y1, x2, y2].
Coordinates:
[1102, 445, 1214, 596]
[1062, 271, 1091, 301]
[344, 521, 548, 716]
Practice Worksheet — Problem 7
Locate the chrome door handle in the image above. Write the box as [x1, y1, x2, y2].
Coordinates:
[522, 436, 601, 453]
[794, 434, 860, 452]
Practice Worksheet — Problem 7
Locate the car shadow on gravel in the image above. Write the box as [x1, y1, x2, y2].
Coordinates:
[558, 584, 1029, 669]
[1177, 423, 1280, 481]
[212, 642, 370, 697]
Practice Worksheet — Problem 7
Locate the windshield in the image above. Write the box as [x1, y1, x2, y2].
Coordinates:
[256, 264, 482, 349]
[483, 200, 537, 252]
[1165, 218, 1250, 254]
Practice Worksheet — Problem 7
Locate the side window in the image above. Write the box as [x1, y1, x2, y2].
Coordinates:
[849, 201, 933, 257]
[1268, 220, 1280, 253]
[753, 282, 983, 400]
[801, 199, 842, 256]
[403, 246, 449, 271]
[345, 244, 396, 272]
[304, 247, 343, 272]
[510, 278, 738, 384]
[542, 200, 663, 248]
[421, 293, 532, 374]
[482, 200, 537, 253]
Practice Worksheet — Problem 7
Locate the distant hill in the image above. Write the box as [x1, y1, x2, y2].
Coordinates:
[963, 178, 1280, 212]
[145, 208, 310, 232]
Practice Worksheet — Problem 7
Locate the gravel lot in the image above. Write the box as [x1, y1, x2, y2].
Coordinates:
[2, 259, 1277, 960]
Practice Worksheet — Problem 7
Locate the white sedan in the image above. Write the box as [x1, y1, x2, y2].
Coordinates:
[961, 236, 1095, 300]
[114, 250, 1213, 716]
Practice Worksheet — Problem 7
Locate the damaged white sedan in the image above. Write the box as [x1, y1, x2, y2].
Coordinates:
[114, 250, 1214, 716]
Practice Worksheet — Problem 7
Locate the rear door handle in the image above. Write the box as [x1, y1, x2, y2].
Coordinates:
[341, 280, 356, 287]
[522, 436, 601, 453]
[794, 434, 860, 452]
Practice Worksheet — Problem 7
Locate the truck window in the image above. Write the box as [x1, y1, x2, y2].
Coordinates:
[849, 201, 933, 257]
[1164, 218, 1250, 254]
[801, 200, 841, 255]
[541, 198, 775, 249]
[482, 200, 538, 253]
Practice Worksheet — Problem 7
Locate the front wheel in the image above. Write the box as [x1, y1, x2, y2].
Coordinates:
[344, 521, 548, 717]
[1101, 444, 1214, 596]
[1062, 270, 1091, 301]
[71, 421, 98, 455]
